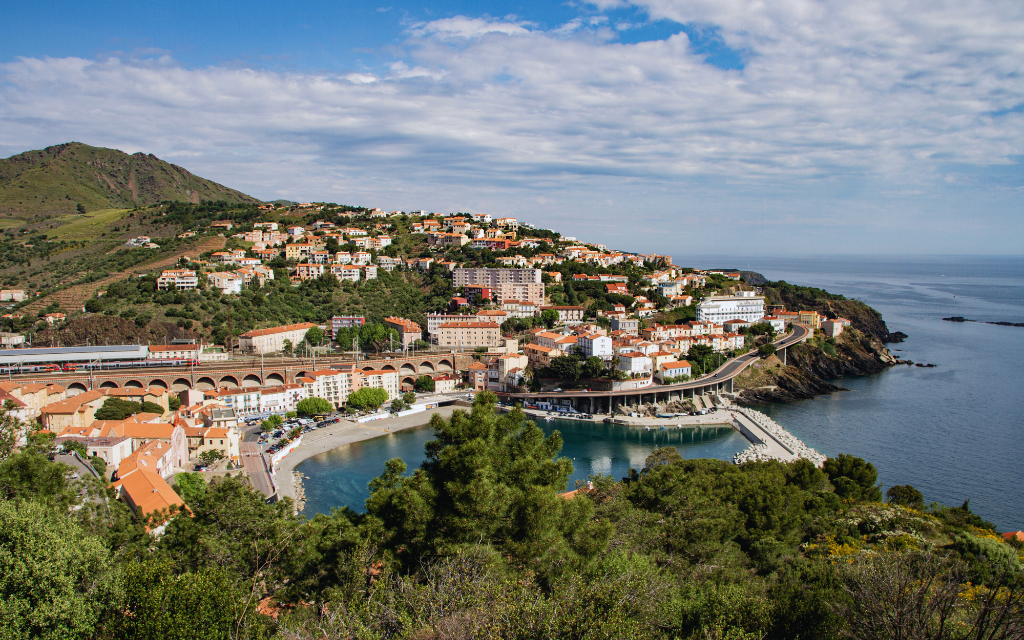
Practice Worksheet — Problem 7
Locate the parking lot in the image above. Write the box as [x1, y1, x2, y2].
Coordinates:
[253, 416, 342, 455]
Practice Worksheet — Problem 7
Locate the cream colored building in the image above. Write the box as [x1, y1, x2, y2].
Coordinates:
[436, 321, 502, 349]
[299, 369, 361, 408]
[238, 322, 317, 354]
[360, 369, 400, 400]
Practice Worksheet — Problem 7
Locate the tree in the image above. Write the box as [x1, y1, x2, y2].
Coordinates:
[0, 499, 110, 640]
[390, 399, 406, 413]
[885, 484, 924, 510]
[92, 398, 165, 421]
[346, 388, 389, 411]
[198, 450, 224, 465]
[296, 397, 333, 417]
[415, 375, 435, 392]
[365, 392, 611, 575]
[304, 326, 324, 347]
[549, 354, 582, 383]
[541, 309, 559, 329]
[823, 454, 882, 501]
[582, 356, 605, 379]
[402, 391, 417, 405]
[174, 472, 207, 504]
[759, 344, 777, 357]
[168, 396, 182, 411]
[282, 339, 293, 356]
[261, 414, 284, 432]
[0, 402, 24, 461]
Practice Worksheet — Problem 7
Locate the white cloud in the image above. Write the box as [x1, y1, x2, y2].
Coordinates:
[407, 16, 532, 40]
[0, 0, 1022, 254]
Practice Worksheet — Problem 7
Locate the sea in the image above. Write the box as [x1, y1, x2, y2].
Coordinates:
[296, 255, 1024, 531]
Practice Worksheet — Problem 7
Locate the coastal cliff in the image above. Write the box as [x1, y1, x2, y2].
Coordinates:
[734, 327, 898, 404]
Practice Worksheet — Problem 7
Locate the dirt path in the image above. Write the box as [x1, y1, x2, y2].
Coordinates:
[23, 236, 226, 314]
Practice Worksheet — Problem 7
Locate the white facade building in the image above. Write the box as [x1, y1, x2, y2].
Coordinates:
[695, 292, 765, 325]
[577, 333, 613, 359]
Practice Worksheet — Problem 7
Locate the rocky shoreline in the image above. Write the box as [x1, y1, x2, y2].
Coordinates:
[734, 328, 911, 405]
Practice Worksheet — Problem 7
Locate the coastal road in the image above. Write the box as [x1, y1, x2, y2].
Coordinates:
[501, 323, 811, 402]
[240, 429, 275, 499]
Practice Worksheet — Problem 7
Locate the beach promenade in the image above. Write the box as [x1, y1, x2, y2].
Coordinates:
[271, 406, 463, 502]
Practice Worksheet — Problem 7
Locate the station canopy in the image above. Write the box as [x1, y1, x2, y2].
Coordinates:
[0, 345, 149, 366]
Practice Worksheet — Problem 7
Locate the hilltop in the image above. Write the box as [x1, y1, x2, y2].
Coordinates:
[0, 142, 260, 220]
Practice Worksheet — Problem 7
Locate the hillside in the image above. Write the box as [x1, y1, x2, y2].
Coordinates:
[0, 142, 260, 220]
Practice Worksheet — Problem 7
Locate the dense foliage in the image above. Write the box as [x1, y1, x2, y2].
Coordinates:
[0, 396, 1022, 639]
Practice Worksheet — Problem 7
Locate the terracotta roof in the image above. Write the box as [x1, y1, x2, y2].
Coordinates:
[240, 322, 317, 338]
[112, 469, 185, 525]
[467, 362, 487, 370]
[440, 321, 500, 329]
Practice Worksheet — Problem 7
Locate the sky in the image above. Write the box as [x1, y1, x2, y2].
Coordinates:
[1, 0, 1022, 256]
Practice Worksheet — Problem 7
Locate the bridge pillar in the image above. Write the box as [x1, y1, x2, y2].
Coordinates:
[780, 348, 786, 365]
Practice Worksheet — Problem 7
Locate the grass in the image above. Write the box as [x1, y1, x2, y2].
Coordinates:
[47, 209, 131, 241]
[0, 218, 25, 229]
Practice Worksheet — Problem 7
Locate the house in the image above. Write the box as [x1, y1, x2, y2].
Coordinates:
[114, 439, 176, 480]
[295, 263, 326, 281]
[540, 306, 586, 325]
[577, 332, 613, 360]
[0, 289, 26, 302]
[657, 360, 692, 382]
[40, 389, 107, 432]
[157, 269, 198, 290]
[524, 343, 557, 369]
[487, 353, 528, 392]
[246, 384, 303, 416]
[762, 315, 787, 332]
[617, 351, 653, 375]
[111, 468, 185, 533]
[331, 316, 366, 339]
[431, 374, 459, 394]
[821, 317, 850, 337]
[797, 310, 824, 329]
[466, 362, 488, 391]
[534, 331, 577, 353]
[609, 317, 640, 334]
[501, 299, 538, 318]
[384, 317, 423, 349]
[147, 344, 202, 361]
[723, 319, 752, 333]
[43, 313, 66, 325]
[208, 271, 243, 294]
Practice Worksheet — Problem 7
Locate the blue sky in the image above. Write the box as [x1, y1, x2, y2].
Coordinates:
[1, 0, 1021, 255]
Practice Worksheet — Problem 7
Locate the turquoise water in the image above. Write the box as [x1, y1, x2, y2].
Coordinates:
[297, 418, 747, 515]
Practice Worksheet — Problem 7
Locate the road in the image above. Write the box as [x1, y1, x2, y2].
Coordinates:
[500, 323, 810, 400]
[239, 426, 275, 499]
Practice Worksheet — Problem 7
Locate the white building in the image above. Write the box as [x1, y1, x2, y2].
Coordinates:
[208, 271, 243, 294]
[238, 322, 317, 354]
[258, 384, 309, 415]
[577, 333, 613, 360]
[695, 292, 765, 325]
[157, 269, 198, 291]
[617, 351, 653, 374]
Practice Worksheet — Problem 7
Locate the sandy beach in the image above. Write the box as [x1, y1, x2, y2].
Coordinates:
[273, 406, 464, 501]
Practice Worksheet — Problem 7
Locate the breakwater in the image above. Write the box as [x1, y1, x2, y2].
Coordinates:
[731, 407, 827, 466]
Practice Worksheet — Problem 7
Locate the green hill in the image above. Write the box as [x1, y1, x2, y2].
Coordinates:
[0, 142, 261, 220]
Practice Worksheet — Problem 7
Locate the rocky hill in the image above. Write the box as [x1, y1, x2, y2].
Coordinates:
[0, 142, 260, 219]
